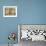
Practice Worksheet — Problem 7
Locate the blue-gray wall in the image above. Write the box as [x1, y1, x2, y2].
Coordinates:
[0, 0, 46, 44]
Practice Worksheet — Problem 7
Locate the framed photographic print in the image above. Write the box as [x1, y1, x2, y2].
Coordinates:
[18, 24, 46, 42]
[3, 6, 17, 17]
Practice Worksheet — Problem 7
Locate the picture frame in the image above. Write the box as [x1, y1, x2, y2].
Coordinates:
[3, 6, 17, 17]
[18, 24, 46, 42]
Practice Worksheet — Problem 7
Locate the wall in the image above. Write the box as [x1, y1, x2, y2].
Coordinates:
[0, 0, 46, 44]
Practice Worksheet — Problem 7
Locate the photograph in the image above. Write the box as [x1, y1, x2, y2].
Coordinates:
[18, 24, 46, 46]
[3, 6, 17, 17]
